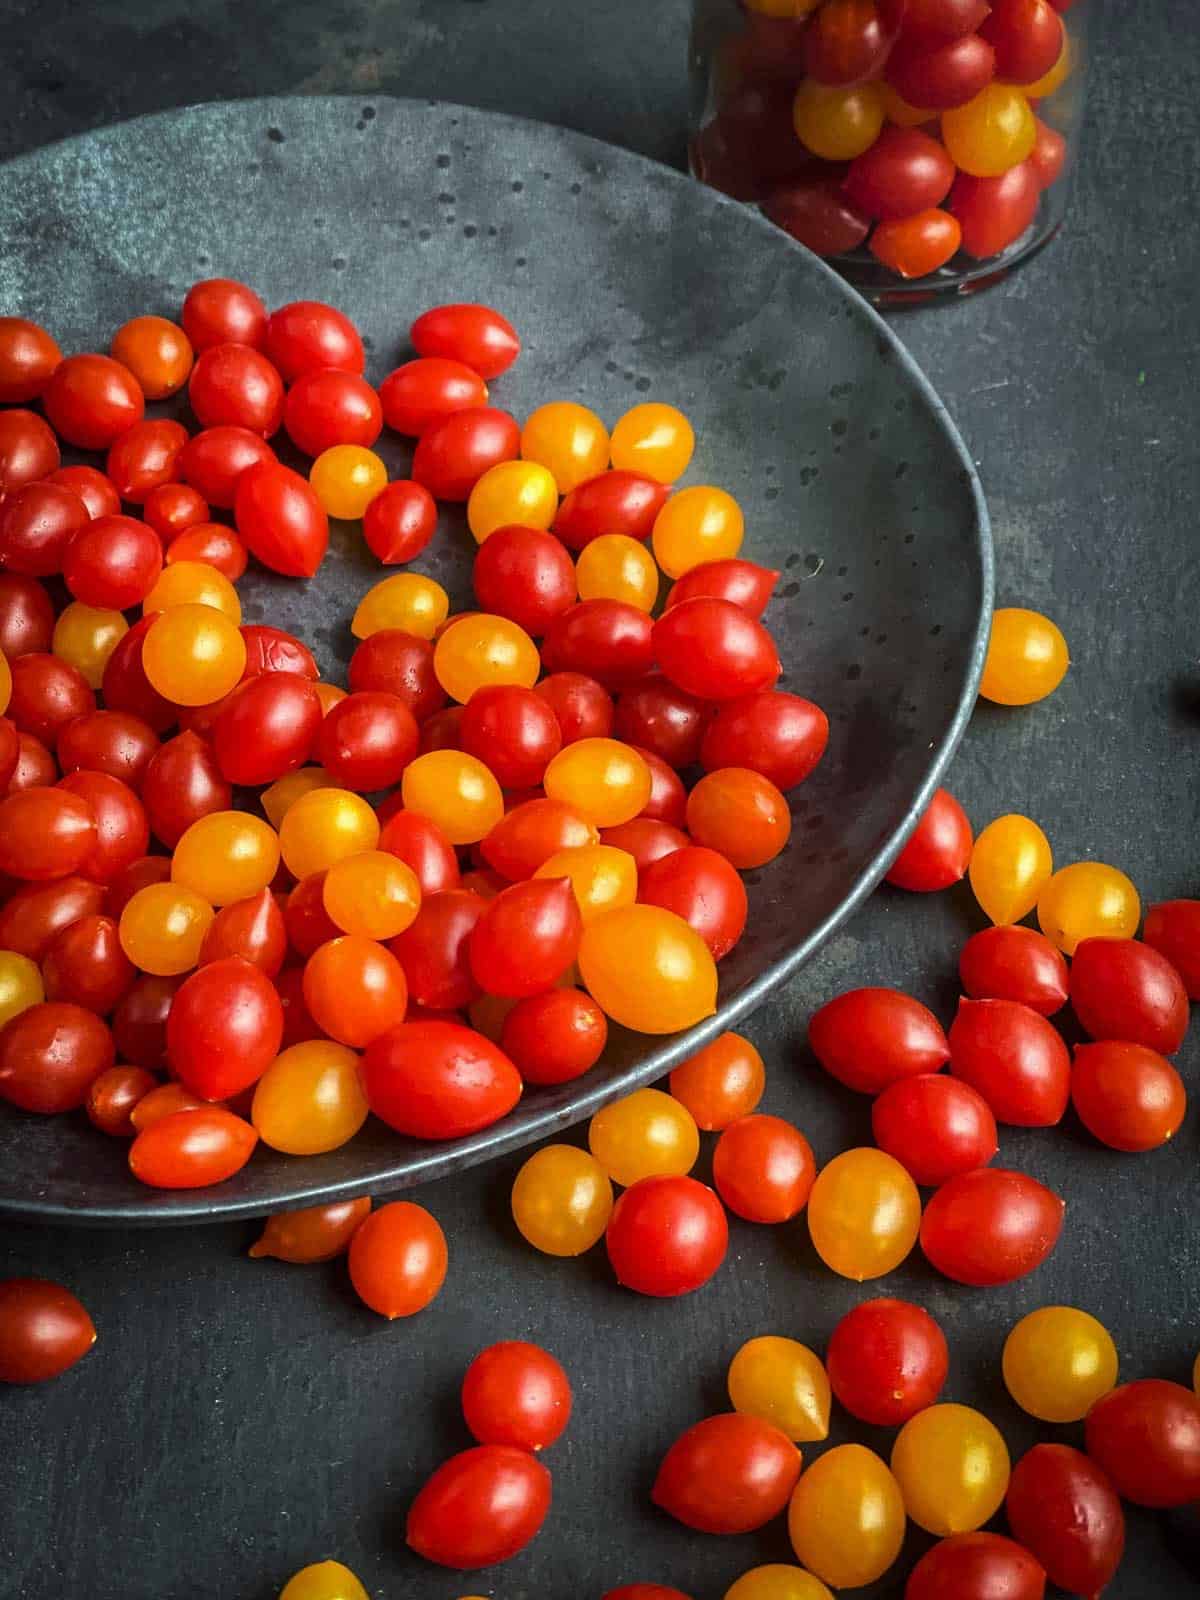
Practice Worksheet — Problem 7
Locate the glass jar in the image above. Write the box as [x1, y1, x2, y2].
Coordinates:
[689, 0, 1087, 303]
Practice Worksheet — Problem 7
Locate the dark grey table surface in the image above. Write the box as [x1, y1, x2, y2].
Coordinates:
[2, 4, 1199, 1599]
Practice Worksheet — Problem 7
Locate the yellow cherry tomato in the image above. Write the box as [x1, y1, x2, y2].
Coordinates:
[1002, 1306, 1119, 1422]
[252, 1040, 369, 1155]
[467, 458, 559, 542]
[0, 649, 10, 716]
[142, 603, 247, 706]
[309, 445, 387, 520]
[543, 738, 651, 828]
[882, 84, 934, 127]
[51, 602, 128, 688]
[728, 1337, 831, 1443]
[118, 882, 214, 975]
[575, 534, 659, 611]
[806, 1148, 920, 1281]
[793, 81, 886, 161]
[980, 607, 1069, 705]
[0, 949, 43, 1027]
[726, 1567, 833, 1600]
[278, 1560, 369, 1600]
[520, 400, 610, 495]
[351, 573, 449, 640]
[609, 403, 695, 484]
[400, 750, 504, 845]
[433, 611, 540, 702]
[511, 1142, 614, 1256]
[969, 812, 1053, 924]
[1025, 30, 1071, 98]
[651, 486, 744, 579]
[891, 1403, 1010, 1536]
[788, 1444, 905, 1590]
[578, 904, 717, 1033]
[322, 850, 421, 940]
[588, 1087, 700, 1186]
[278, 788, 380, 880]
[262, 767, 334, 829]
[942, 84, 1037, 178]
[1036, 861, 1141, 955]
[142, 560, 242, 621]
[534, 843, 637, 923]
[171, 810, 280, 905]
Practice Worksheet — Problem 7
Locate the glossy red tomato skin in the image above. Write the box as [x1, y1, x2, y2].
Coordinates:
[905, 1533, 1047, 1600]
[1070, 1040, 1186, 1153]
[920, 1166, 1064, 1285]
[652, 1413, 801, 1535]
[141, 730, 231, 849]
[1069, 937, 1190, 1055]
[412, 406, 521, 501]
[535, 672, 615, 744]
[638, 846, 747, 961]
[606, 1175, 729, 1297]
[1005, 1444, 1122, 1596]
[0, 483, 90, 577]
[234, 461, 329, 578]
[129, 1106, 258, 1188]
[43, 353, 144, 448]
[700, 691, 827, 791]
[41, 914, 135, 1014]
[0, 787, 95, 880]
[410, 304, 520, 380]
[86, 1064, 159, 1135]
[809, 986, 949, 1093]
[472, 525, 577, 636]
[165, 522, 248, 580]
[49, 466, 122, 522]
[9, 653, 95, 748]
[105, 418, 190, 503]
[105, 854, 171, 919]
[870, 203, 964, 278]
[478, 798, 593, 882]
[0, 318, 62, 402]
[601, 1589, 693, 1600]
[0, 717, 17, 789]
[959, 925, 1068, 1016]
[99, 617, 175, 734]
[665, 558, 779, 618]
[239, 625, 319, 683]
[1029, 116, 1067, 189]
[948, 997, 1070, 1126]
[896, 0, 990, 41]
[1086, 1381, 1200, 1509]
[167, 956, 284, 1100]
[459, 686, 562, 789]
[462, 1341, 573, 1451]
[0, 410, 60, 495]
[469, 878, 582, 999]
[601, 818, 688, 874]
[805, 0, 894, 82]
[887, 32, 996, 109]
[283, 367, 382, 456]
[378, 810, 461, 896]
[182, 278, 268, 352]
[266, 300, 364, 382]
[199, 887, 288, 976]
[632, 745, 687, 827]
[57, 770, 148, 883]
[379, 357, 489, 436]
[653, 598, 780, 701]
[62, 514, 163, 610]
[0, 1278, 96, 1384]
[828, 1297, 949, 1426]
[143, 481, 208, 542]
[872, 1073, 998, 1186]
[8, 729, 57, 790]
[211, 672, 322, 786]
[712, 1114, 816, 1223]
[500, 987, 608, 1084]
[57, 711, 160, 792]
[178, 425, 277, 509]
[362, 480, 438, 565]
[0, 877, 105, 961]
[846, 127, 957, 220]
[553, 471, 670, 551]
[283, 874, 340, 958]
[361, 1019, 522, 1138]
[406, 1444, 549, 1569]
[542, 601, 655, 691]
[949, 162, 1040, 258]
[0, 573, 55, 658]
[979, 0, 1063, 83]
[615, 676, 710, 769]
[348, 630, 443, 720]
[1144, 900, 1200, 999]
[317, 690, 419, 791]
[0, 1001, 115, 1112]
[108, 972, 178, 1069]
[886, 788, 973, 890]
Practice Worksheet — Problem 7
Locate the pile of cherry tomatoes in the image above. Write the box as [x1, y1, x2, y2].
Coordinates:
[693, 0, 1079, 278]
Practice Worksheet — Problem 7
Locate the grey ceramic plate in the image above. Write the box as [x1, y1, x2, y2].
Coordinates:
[0, 96, 991, 1224]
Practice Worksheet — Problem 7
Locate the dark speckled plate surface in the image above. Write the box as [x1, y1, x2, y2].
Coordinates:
[0, 96, 991, 1223]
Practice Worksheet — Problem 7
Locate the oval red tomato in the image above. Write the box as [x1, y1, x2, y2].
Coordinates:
[1085, 1380, 1200, 1509]
[406, 1444, 549, 1569]
[361, 1019, 522, 1138]
[410, 303, 520, 380]
[871, 1073, 998, 1186]
[234, 461, 329, 577]
[461, 1340, 573, 1452]
[809, 986, 949, 1093]
[0, 1278, 96, 1384]
[166, 956, 284, 1100]
[958, 924, 1069, 1015]
[652, 1413, 801, 1534]
[827, 1297, 949, 1426]
[948, 997, 1070, 1126]
[1069, 936, 1190, 1055]
[1005, 1444, 1122, 1596]
[920, 1166, 1064, 1285]
[886, 787, 973, 891]
[605, 1174, 728, 1297]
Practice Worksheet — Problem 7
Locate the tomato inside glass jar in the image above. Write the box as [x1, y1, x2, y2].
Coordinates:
[689, 0, 1085, 295]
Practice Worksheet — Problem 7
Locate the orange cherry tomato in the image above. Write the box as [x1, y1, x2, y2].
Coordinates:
[348, 1200, 448, 1318]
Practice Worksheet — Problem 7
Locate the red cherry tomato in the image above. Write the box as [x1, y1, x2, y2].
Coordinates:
[406, 1444, 549, 1569]
[8, 728, 58, 788]
[542, 601, 656, 691]
[499, 987, 608, 1084]
[1086, 1380, 1200, 1509]
[979, 0, 1063, 83]
[43, 354, 144, 449]
[700, 690, 827, 791]
[958, 925, 1068, 1015]
[48, 465, 121, 521]
[58, 769, 149, 883]
[105, 854, 171, 919]
[846, 127, 956, 220]
[129, 1106, 258, 1188]
[248, 1195, 371, 1262]
[0, 1278, 95, 1384]
[897, 0, 990, 41]
[652, 1413, 801, 1535]
[349, 629, 444, 720]
[920, 1166, 1064, 1285]
[86, 1064, 158, 1136]
[469, 877, 582, 998]
[181, 278, 268, 352]
[638, 845, 747, 961]
[0, 572, 55, 657]
[239, 625, 319, 682]
[379, 357, 489, 436]
[378, 809, 460, 896]
[1144, 899, 1200, 999]
[362, 480, 438, 565]
[99, 616, 175, 733]
[0, 717, 17, 789]
[1029, 116, 1067, 189]
[165, 522, 248, 580]
[887, 32, 996, 109]
[1005, 1444, 1122, 1596]
[665, 558, 779, 618]
[553, 471, 670, 551]
[905, 1533, 1047, 1600]
[284, 873, 340, 958]
[388, 889, 485, 1008]
[1070, 1040, 1186, 1152]
[178, 425, 277, 509]
[460, 685, 562, 788]
[602, 1589, 693, 1600]
[361, 1019, 522, 1138]
[266, 300, 364, 382]
[870, 209, 963, 278]
[412, 406, 520, 501]
[653, 598, 779, 701]
[479, 797, 596, 881]
[1068, 937, 1190, 1055]
[57, 710, 160, 791]
[283, 367, 382, 456]
[804, 0, 893, 82]
[535, 672, 615, 745]
[0, 877, 106, 961]
[62, 514, 163, 610]
[809, 986, 949, 1093]
[166, 956, 284, 1100]
[872, 1073, 998, 1186]
[42, 913, 135, 1014]
[948, 996, 1069, 1126]
[105, 418, 190, 503]
[0, 1001, 115, 1112]
[462, 1340, 572, 1451]
[633, 745, 687, 827]
[615, 676, 710, 769]
[315, 690, 417, 791]
[472, 524, 577, 636]
[765, 178, 873, 256]
[886, 789, 973, 891]
[234, 461, 328, 577]
[347, 1199, 447, 1316]
[605, 1175, 728, 1297]
[602, 819, 688, 873]
[0, 787, 96, 880]
[949, 162, 1040, 258]
[0, 483, 90, 577]
[200, 887, 287, 976]
[827, 1297, 949, 1426]
[712, 1114, 816, 1223]
[209, 672, 321, 786]
[0, 317, 62, 403]
[410, 303, 520, 380]
[108, 971, 178, 1069]
[142, 731, 231, 848]
[0, 409, 60, 495]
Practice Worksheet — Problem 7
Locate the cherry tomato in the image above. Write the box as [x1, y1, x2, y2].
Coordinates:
[0, 1278, 95, 1384]
[200, 886, 287, 975]
[727, 1337, 829, 1444]
[895, 0, 989, 37]
[1006, 1443, 1122, 1596]
[469, 876, 582, 999]
[345, 1198, 447, 1316]
[665, 559, 779, 619]
[309, 443, 387, 520]
[249, 1195, 371, 1263]
[275, 964, 323, 1047]
[541, 601, 655, 692]
[467, 459, 558, 543]
[515, 401, 606, 496]
[942, 83, 1037, 182]
[378, 356, 487, 437]
[605, 1173, 727, 1296]
[980, 606, 1068, 703]
[7, 729, 56, 789]
[142, 604, 247, 707]
[277, 1562, 368, 1600]
[807, 1148, 921, 1279]
[389, 889, 486, 1008]
[42, 913, 135, 1014]
[0, 877, 106, 962]
[356, 482, 436, 568]
[905, 1533, 1046, 1600]
[668, 1032, 764, 1131]
[52, 604, 131, 690]
[1037, 861, 1140, 955]
[921, 1166, 1062, 1284]
[0, 482, 90, 578]
[412, 407, 520, 502]
[979, 0, 1063, 80]
[284, 870, 339, 957]
[870, 208, 963, 277]
[377, 808, 460, 897]
[43, 353, 144, 448]
[827, 1297, 948, 1427]
[553, 471, 670, 553]
[85, 1063, 157, 1136]
[886, 787, 972, 891]
[128, 1082, 205, 1132]
[352, 573, 449, 640]
[349, 629, 444, 719]
[106, 417, 190, 503]
[275, 785, 376, 879]
[434, 612, 540, 704]
[95, 616, 171, 733]
[872, 1073, 998, 1186]
[633, 845, 744, 961]
[118, 881, 214, 975]
[788, 1445, 905, 1589]
[129, 1105, 256, 1187]
[604, 403, 692, 483]
[303, 934, 408, 1048]
[161, 521, 246, 580]
[1142, 900, 1200, 1001]
[886, 32, 996, 110]
[612, 678, 706, 771]
[400, 749, 503, 845]
[764, 177, 874, 256]
[578, 903, 717, 1033]
[530, 844, 632, 929]
[809, 986, 949, 1093]
[0, 317, 61, 402]
[1029, 115, 1067, 188]
[107, 971, 177, 1070]
[362, 1018, 521, 1138]
[654, 599, 780, 703]
[1073, 1038, 1185, 1152]
[57, 768, 149, 884]
[535, 672, 615, 746]
[320, 850, 420, 942]
[480, 798, 597, 881]
[410, 302, 519, 380]
[0, 573, 55, 658]
[62, 513, 162, 611]
[651, 486, 744, 580]
[234, 460, 329, 577]
[892, 1403, 1010, 1535]
[601, 818, 688, 873]
[42, 468, 117, 526]
[0, 409, 59, 495]
[958, 924, 1067, 1015]
[462, 1341, 572, 1452]
[251, 1037, 368, 1153]
[1002, 1305, 1117, 1423]
[804, 0, 892, 83]
[182, 277, 268, 352]
[793, 80, 887, 159]
[141, 730, 231, 848]
[1070, 936, 1189, 1054]
[178, 424, 277, 509]
[266, 300, 363, 382]
[9, 651, 96, 747]
[948, 996, 1069, 1126]
[467, 526, 574, 639]
[0, 948, 43, 1028]
[279, 369, 380, 458]
[713, 1114, 816, 1225]
[846, 128, 956, 224]
[724, 1570, 831, 1600]
[172, 808, 279, 904]
[699, 694, 825, 795]
[110, 313, 193, 399]
[106, 854, 172, 919]
[406, 1444, 549, 1569]
[0, 1000, 115, 1112]
[537, 738, 646, 830]
[968, 811, 1052, 924]
[0, 786, 96, 881]
[498, 987, 607, 1085]
[457, 685, 560, 789]
[685, 766, 790, 869]
[1086, 1380, 1200, 1508]
[512, 1142, 613, 1255]
[653, 1413, 801, 1535]
[631, 744, 686, 828]
[575, 533, 658, 612]
[588, 1088, 699, 1186]
[312, 690, 414, 792]
[166, 956, 284, 1099]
